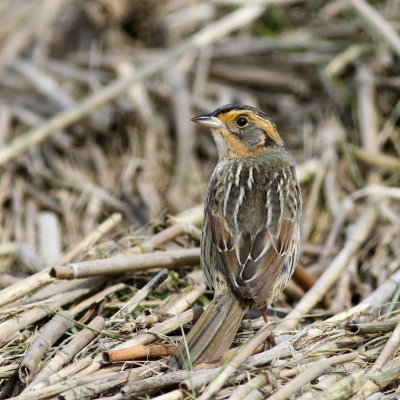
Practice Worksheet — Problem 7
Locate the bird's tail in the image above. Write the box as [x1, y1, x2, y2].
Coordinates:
[168, 292, 247, 369]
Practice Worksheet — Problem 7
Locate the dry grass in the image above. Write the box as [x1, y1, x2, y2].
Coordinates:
[0, 0, 400, 399]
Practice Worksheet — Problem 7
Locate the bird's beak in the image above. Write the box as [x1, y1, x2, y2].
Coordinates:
[191, 114, 224, 129]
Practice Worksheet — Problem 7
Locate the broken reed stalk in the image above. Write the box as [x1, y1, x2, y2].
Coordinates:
[111, 268, 169, 319]
[23, 316, 105, 392]
[53, 360, 165, 400]
[0, 269, 53, 308]
[14, 363, 159, 400]
[0, 279, 103, 347]
[25, 278, 100, 304]
[121, 368, 217, 396]
[229, 353, 358, 400]
[268, 358, 332, 400]
[368, 319, 400, 374]
[345, 320, 398, 335]
[105, 306, 203, 353]
[57, 212, 122, 265]
[352, 269, 400, 325]
[158, 284, 205, 315]
[50, 248, 200, 279]
[68, 281, 126, 317]
[249, 303, 369, 368]
[26, 357, 93, 392]
[179, 369, 221, 392]
[127, 223, 197, 254]
[19, 311, 74, 383]
[279, 205, 378, 331]
[104, 343, 176, 362]
[312, 356, 400, 400]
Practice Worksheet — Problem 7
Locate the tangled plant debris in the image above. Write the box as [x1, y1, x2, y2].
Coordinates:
[0, 1, 399, 399]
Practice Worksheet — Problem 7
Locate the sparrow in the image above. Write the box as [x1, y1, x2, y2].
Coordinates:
[169, 104, 302, 369]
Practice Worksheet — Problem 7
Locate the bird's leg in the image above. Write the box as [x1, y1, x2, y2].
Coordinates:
[260, 307, 276, 349]
[261, 307, 269, 323]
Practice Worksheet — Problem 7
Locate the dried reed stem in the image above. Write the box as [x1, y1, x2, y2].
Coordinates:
[0, 269, 53, 308]
[58, 213, 122, 265]
[313, 356, 400, 400]
[109, 306, 203, 352]
[350, 0, 400, 57]
[105, 343, 176, 363]
[268, 358, 331, 400]
[369, 319, 400, 374]
[111, 269, 169, 319]
[19, 311, 74, 383]
[121, 368, 216, 396]
[24, 315, 105, 391]
[51, 248, 200, 279]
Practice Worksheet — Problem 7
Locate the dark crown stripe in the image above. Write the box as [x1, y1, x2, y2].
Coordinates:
[212, 104, 270, 121]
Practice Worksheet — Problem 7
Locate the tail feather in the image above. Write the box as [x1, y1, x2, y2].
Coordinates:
[168, 292, 247, 369]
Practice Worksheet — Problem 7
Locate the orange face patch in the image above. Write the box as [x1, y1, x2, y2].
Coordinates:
[217, 110, 283, 146]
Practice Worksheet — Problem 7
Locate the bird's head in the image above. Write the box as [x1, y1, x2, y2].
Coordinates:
[192, 104, 283, 160]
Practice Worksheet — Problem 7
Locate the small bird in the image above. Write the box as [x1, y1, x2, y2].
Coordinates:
[169, 104, 302, 369]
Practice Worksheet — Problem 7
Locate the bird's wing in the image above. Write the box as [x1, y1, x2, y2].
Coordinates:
[207, 167, 301, 305]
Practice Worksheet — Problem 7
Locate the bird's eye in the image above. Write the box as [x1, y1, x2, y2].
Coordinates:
[236, 117, 248, 127]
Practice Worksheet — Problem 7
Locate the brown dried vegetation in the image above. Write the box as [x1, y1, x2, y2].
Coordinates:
[0, 0, 400, 399]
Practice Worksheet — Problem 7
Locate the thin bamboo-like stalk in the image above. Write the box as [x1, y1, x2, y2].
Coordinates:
[69, 282, 126, 317]
[368, 319, 400, 374]
[157, 284, 205, 315]
[252, 303, 369, 367]
[0, 282, 102, 346]
[233, 354, 359, 400]
[105, 343, 176, 362]
[111, 269, 169, 319]
[121, 368, 216, 396]
[19, 311, 74, 383]
[50, 248, 200, 279]
[350, 0, 400, 57]
[107, 306, 203, 352]
[127, 224, 190, 254]
[36, 211, 61, 266]
[14, 365, 139, 400]
[26, 357, 93, 392]
[23, 316, 105, 391]
[312, 356, 400, 400]
[350, 145, 400, 172]
[11, 58, 74, 109]
[0, 269, 53, 308]
[345, 320, 398, 335]
[268, 359, 331, 400]
[58, 212, 122, 265]
[23, 361, 164, 400]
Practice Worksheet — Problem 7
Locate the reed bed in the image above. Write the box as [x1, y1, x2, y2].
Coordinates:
[0, 0, 399, 399]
